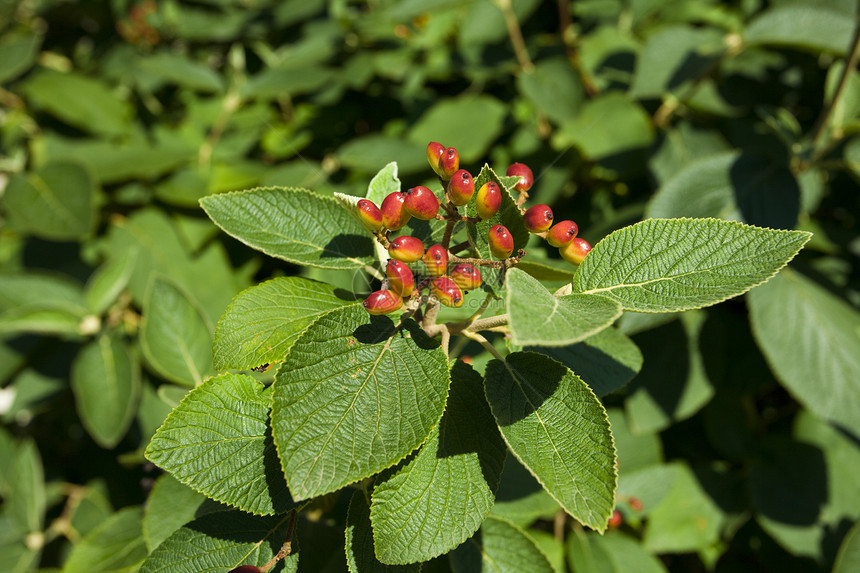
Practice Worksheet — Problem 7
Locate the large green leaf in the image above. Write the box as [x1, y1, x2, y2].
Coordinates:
[745, 3, 857, 55]
[63, 507, 148, 573]
[572, 218, 811, 312]
[370, 361, 506, 565]
[145, 373, 295, 515]
[0, 272, 89, 337]
[200, 187, 376, 269]
[2, 161, 96, 240]
[271, 305, 451, 501]
[449, 516, 555, 573]
[555, 93, 654, 161]
[71, 334, 141, 448]
[345, 490, 421, 573]
[139, 510, 298, 573]
[212, 277, 355, 370]
[506, 268, 622, 347]
[748, 269, 860, 440]
[142, 474, 207, 552]
[567, 529, 668, 573]
[140, 278, 213, 387]
[484, 352, 616, 531]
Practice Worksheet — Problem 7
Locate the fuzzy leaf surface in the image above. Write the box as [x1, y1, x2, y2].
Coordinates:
[450, 515, 555, 573]
[370, 361, 506, 565]
[507, 268, 622, 347]
[213, 277, 355, 370]
[200, 187, 375, 269]
[145, 373, 295, 515]
[484, 352, 616, 531]
[573, 218, 811, 312]
[272, 305, 450, 501]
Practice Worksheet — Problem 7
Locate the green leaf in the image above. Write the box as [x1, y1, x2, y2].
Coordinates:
[200, 187, 376, 269]
[137, 51, 225, 93]
[408, 95, 507, 163]
[484, 352, 616, 531]
[140, 278, 213, 387]
[145, 373, 295, 516]
[370, 361, 506, 565]
[345, 490, 421, 573]
[0, 28, 41, 84]
[2, 161, 97, 240]
[555, 93, 654, 161]
[7, 439, 45, 535]
[573, 218, 811, 313]
[506, 268, 622, 347]
[490, 455, 561, 527]
[366, 161, 401, 206]
[449, 516, 555, 573]
[745, 4, 856, 55]
[20, 69, 133, 137]
[748, 269, 860, 439]
[85, 249, 138, 315]
[71, 334, 141, 448]
[271, 305, 451, 501]
[527, 327, 643, 397]
[516, 56, 585, 124]
[212, 277, 355, 371]
[139, 510, 298, 573]
[834, 522, 860, 573]
[567, 529, 668, 573]
[142, 474, 207, 552]
[62, 507, 147, 573]
[337, 136, 428, 175]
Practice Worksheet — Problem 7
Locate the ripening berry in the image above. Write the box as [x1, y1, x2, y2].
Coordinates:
[229, 565, 262, 573]
[545, 220, 578, 247]
[363, 289, 403, 315]
[386, 259, 414, 297]
[388, 235, 425, 263]
[403, 186, 440, 220]
[560, 237, 591, 265]
[438, 147, 459, 180]
[356, 199, 383, 232]
[506, 162, 534, 193]
[422, 245, 448, 277]
[447, 169, 475, 206]
[450, 263, 482, 291]
[380, 191, 412, 231]
[431, 276, 464, 308]
[608, 510, 623, 528]
[523, 204, 553, 233]
[475, 181, 501, 220]
[628, 497, 644, 512]
[427, 141, 445, 176]
[488, 224, 514, 259]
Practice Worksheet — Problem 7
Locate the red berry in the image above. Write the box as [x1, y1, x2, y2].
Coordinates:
[422, 244, 448, 277]
[488, 225, 514, 259]
[523, 204, 553, 233]
[545, 220, 578, 247]
[380, 191, 412, 231]
[431, 276, 464, 308]
[438, 147, 459, 180]
[403, 185, 440, 220]
[363, 290, 403, 315]
[427, 142, 445, 176]
[386, 259, 414, 297]
[450, 263, 482, 291]
[628, 497, 644, 512]
[388, 235, 425, 263]
[229, 566, 262, 573]
[608, 510, 623, 528]
[447, 169, 475, 206]
[475, 181, 501, 220]
[506, 163, 534, 193]
[560, 237, 591, 265]
[356, 199, 383, 232]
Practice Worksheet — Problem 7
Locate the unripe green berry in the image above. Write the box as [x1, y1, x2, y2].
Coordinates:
[403, 185, 440, 220]
[450, 263, 482, 291]
[356, 199, 383, 232]
[560, 237, 591, 265]
[506, 162, 534, 193]
[475, 181, 501, 220]
[545, 220, 578, 247]
[438, 147, 459, 180]
[523, 204, 553, 233]
[229, 566, 262, 573]
[488, 224, 514, 259]
[427, 141, 445, 176]
[380, 191, 412, 231]
[431, 275, 464, 308]
[446, 169, 475, 206]
[363, 289, 403, 315]
[386, 259, 414, 297]
[388, 235, 425, 263]
[422, 244, 448, 277]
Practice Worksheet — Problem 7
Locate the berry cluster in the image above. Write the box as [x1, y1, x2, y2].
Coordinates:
[358, 143, 591, 316]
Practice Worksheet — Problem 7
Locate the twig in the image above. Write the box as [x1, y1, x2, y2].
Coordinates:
[495, 0, 534, 72]
[260, 509, 298, 572]
[461, 330, 506, 362]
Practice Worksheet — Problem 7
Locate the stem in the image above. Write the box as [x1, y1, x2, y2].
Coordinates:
[466, 314, 509, 333]
[199, 89, 242, 168]
[462, 330, 507, 362]
[260, 509, 298, 572]
[495, 0, 533, 72]
[557, 0, 599, 96]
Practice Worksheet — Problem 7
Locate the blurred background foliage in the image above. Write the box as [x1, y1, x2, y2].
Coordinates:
[1, 0, 859, 571]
